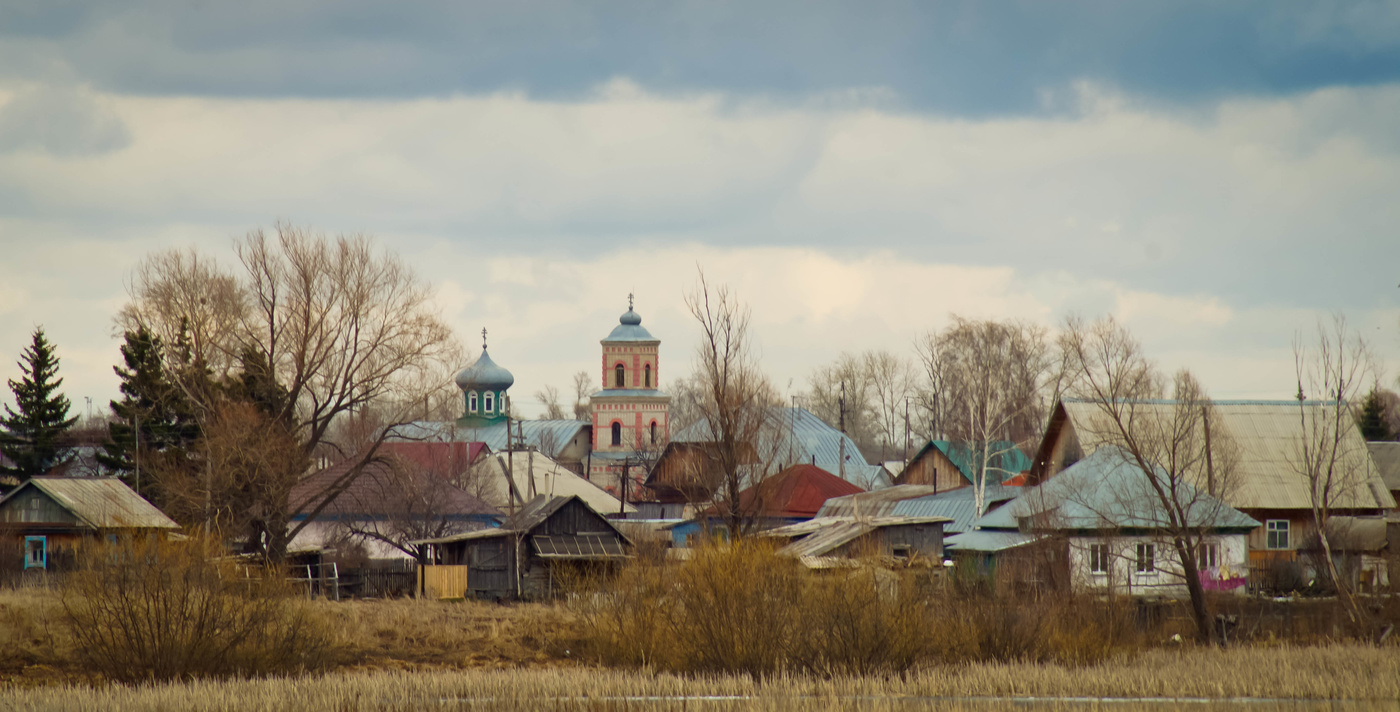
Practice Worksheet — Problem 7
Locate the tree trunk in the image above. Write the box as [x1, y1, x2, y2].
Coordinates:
[1174, 537, 1216, 645]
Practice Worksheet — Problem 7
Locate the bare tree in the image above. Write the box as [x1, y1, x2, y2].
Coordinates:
[1059, 315, 1239, 644]
[118, 224, 462, 561]
[684, 271, 784, 537]
[1291, 314, 1377, 611]
[340, 458, 489, 563]
[572, 371, 593, 421]
[917, 317, 1054, 515]
[863, 350, 917, 459]
[535, 385, 566, 420]
[806, 353, 876, 450]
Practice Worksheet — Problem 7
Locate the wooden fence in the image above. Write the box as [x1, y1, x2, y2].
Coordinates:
[422, 565, 470, 600]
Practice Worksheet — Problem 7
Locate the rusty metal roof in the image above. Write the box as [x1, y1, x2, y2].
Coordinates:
[6, 477, 179, 530]
[1061, 400, 1395, 512]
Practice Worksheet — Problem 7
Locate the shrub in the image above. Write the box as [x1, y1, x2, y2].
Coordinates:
[60, 535, 333, 682]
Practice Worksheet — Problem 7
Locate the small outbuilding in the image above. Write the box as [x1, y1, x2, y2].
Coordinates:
[415, 494, 631, 600]
[0, 477, 180, 575]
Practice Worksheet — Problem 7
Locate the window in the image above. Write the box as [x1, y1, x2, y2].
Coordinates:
[485, 393, 496, 413]
[23, 536, 46, 570]
[614, 364, 625, 388]
[1135, 543, 1155, 574]
[1198, 542, 1219, 570]
[1266, 520, 1289, 550]
[611, 422, 622, 446]
[644, 364, 652, 388]
[1089, 543, 1109, 574]
[468, 392, 478, 413]
[650, 421, 657, 444]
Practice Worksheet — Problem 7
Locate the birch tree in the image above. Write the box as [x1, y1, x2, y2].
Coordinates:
[916, 317, 1053, 515]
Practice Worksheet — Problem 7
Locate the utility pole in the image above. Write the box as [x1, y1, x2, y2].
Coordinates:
[838, 381, 846, 483]
[134, 413, 140, 496]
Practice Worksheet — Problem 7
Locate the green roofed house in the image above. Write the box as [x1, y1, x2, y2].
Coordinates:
[896, 440, 1033, 492]
[947, 445, 1258, 598]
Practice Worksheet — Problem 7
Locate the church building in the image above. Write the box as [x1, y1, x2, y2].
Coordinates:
[588, 296, 671, 494]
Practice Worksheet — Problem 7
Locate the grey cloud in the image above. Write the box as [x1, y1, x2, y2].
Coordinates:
[0, 85, 130, 156]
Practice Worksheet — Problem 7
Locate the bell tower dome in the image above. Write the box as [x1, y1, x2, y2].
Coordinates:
[589, 295, 670, 487]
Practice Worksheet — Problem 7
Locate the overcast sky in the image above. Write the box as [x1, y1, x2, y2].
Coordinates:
[1, 1, 1398, 418]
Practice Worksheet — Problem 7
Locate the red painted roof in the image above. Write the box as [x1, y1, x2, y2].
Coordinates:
[730, 464, 865, 518]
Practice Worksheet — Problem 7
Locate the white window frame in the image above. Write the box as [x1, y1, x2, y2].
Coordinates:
[1266, 520, 1289, 550]
[1198, 541, 1219, 570]
[468, 391, 478, 413]
[483, 392, 494, 414]
[1089, 543, 1110, 575]
[1135, 543, 1155, 574]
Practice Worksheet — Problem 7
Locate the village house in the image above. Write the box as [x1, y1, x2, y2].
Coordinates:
[414, 493, 631, 600]
[0, 477, 180, 576]
[666, 463, 865, 547]
[957, 446, 1258, 597]
[896, 440, 1033, 491]
[1030, 399, 1394, 587]
[763, 515, 950, 568]
[644, 406, 890, 515]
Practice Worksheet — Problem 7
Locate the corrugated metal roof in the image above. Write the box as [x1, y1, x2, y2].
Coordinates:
[976, 445, 1259, 532]
[776, 516, 949, 558]
[477, 451, 634, 515]
[674, 407, 890, 491]
[391, 419, 588, 455]
[1062, 400, 1395, 512]
[915, 440, 1033, 484]
[945, 530, 1041, 553]
[891, 485, 1022, 534]
[1368, 442, 1400, 492]
[7, 477, 179, 530]
[815, 485, 941, 518]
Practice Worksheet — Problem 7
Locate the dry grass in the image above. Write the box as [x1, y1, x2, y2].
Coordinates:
[1, 646, 1399, 711]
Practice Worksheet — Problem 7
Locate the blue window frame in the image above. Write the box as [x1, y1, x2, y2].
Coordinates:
[23, 536, 46, 570]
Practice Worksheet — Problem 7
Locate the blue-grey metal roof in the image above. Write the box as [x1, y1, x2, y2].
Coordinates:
[975, 445, 1260, 533]
[891, 485, 1022, 534]
[815, 485, 940, 517]
[915, 440, 1033, 484]
[945, 530, 1041, 553]
[454, 347, 515, 391]
[674, 407, 890, 490]
[603, 309, 657, 342]
[390, 419, 587, 454]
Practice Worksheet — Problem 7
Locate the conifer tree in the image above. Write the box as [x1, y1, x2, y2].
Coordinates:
[99, 326, 202, 492]
[1358, 388, 1394, 442]
[0, 327, 79, 477]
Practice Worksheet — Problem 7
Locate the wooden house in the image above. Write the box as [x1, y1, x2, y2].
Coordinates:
[1031, 399, 1394, 588]
[897, 440, 1033, 491]
[415, 494, 630, 600]
[764, 515, 950, 568]
[0, 477, 180, 574]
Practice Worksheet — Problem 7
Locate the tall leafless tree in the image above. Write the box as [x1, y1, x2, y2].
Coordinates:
[684, 271, 783, 537]
[1058, 315, 1240, 644]
[535, 385, 567, 420]
[571, 370, 593, 421]
[118, 224, 462, 561]
[917, 317, 1055, 515]
[1291, 314, 1377, 614]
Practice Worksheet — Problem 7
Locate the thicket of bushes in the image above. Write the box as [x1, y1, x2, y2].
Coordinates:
[60, 536, 333, 682]
[572, 540, 1143, 676]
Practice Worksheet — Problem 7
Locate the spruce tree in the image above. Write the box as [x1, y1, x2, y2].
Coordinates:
[99, 327, 202, 491]
[1359, 388, 1394, 442]
[0, 327, 79, 477]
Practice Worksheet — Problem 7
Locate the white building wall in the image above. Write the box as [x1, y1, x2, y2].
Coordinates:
[1066, 533, 1249, 598]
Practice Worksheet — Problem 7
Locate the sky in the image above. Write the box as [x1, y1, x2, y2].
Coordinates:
[1, 1, 1399, 419]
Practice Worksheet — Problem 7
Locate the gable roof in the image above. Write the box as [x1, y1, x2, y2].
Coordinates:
[672, 407, 890, 490]
[477, 451, 634, 515]
[911, 440, 1033, 486]
[1, 477, 179, 530]
[815, 484, 941, 518]
[977, 445, 1259, 532]
[717, 464, 865, 519]
[774, 516, 949, 558]
[290, 455, 501, 521]
[1048, 399, 1395, 512]
[1368, 442, 1400, 492]
[413, 493, 628, 545]
[889, 485, 1023, 534]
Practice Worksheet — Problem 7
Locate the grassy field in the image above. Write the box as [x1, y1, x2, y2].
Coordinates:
[2, 646, 1400, 711]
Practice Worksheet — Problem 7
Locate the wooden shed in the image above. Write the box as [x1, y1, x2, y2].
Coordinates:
[415, 494, 631, 600]
[0, 477, 180, 575]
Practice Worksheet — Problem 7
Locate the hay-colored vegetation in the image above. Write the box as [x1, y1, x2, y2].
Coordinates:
[2, 646, 1400, 711]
